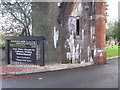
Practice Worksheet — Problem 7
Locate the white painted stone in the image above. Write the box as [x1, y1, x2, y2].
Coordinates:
[95, 49, 104, 57]
[80, 60, 86, 64]
[97, 50, 104, 56]
[72, 45, 76, 61]
[67, 52, 71, 61]
[99, 52, 103, 56]
[68, 31, 75, 62]
[79, 46, 82, 63]
[87, 46, 90, 56]
[94, 45, 96, 56]
[57, 3, 61, 7]
[68, 17, 76, 33]
[90, 57, 93, 63]
[97, 50, 103, 52]
[75, 43, 80, 59]
[87, 46, 90, 62]
[95, 15, 104, 20]
[82, 29, 84, 40]
[53, 27, 59, 48]
[90, 27, 93, 39]
[90, 16, 93, 20]
[77, 3, 82, 16]
[92, 27, 95, 33]
[92, 0, 94, 5]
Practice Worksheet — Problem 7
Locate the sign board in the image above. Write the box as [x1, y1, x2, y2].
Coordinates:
[12, 47, 36, 64]
[5, 36, 45, 66]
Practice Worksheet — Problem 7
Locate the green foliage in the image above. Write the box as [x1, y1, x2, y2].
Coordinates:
[107, 21, 120, 45]
[105, 46, 120, 57]
[0, 41, 5, 48]
[106, 28, 112, 41]
[63, 59, 69, 64]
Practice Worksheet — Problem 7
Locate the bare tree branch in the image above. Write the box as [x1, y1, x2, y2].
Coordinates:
[0, 2, 32, 36]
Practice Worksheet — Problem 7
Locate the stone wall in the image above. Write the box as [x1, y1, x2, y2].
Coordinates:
[32, 2, 61, 63]
[32, 2, 106, 64]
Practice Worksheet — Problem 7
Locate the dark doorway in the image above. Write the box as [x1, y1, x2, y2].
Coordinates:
[76, 19, 80, 35]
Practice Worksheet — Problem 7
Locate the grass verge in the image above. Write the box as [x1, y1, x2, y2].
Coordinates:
[105, 46, 120, 58]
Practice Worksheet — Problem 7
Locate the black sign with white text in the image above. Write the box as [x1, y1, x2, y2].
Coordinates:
[12, 47, 36, 64]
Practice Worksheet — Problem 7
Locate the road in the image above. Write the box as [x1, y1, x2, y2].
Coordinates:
[1, 58, 119, 88]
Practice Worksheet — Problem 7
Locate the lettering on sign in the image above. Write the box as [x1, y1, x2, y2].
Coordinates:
[10, 40, 37, 45]
[12, 47, 36, 64]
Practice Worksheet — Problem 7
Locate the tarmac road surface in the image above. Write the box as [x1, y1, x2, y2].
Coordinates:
[1, 58, 119, 88]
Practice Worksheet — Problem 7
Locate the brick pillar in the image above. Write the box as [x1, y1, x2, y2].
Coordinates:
[95, 1, 106, 64]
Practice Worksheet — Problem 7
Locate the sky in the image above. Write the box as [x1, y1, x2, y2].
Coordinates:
[106, 0, 120, 22]
[0, 0, 119, 21]
[0, 0, 119, 32]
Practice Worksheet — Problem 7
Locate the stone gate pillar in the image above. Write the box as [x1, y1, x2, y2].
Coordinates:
[94, 1, 106, 64]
